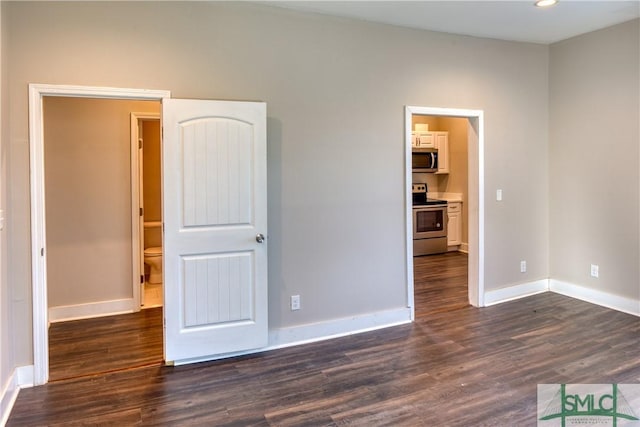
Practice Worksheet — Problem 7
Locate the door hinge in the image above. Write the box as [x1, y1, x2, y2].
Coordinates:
[41, 247, 45, 256]
[140, 207, 143, 217]
[140, 275, 144, 284]
[138, 138, 143, 150]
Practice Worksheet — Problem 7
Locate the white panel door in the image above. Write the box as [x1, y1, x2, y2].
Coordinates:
[163, 99, 267, 363]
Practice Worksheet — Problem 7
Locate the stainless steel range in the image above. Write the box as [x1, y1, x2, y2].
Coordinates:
[412, 183, 448, 256]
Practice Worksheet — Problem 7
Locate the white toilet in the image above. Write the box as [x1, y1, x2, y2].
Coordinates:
[144, 246, 163, 284]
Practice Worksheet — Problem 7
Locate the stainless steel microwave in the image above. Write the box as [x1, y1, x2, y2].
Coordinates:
[412, 148, 438, 172]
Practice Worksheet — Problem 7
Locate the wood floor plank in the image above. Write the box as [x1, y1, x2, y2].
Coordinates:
[48, 307, 164, 381]
[8, 252, 640, 426]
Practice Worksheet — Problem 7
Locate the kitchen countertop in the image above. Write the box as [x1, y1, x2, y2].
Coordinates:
[427, 192, 463, 203]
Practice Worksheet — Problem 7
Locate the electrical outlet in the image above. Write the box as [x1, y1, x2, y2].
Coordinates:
[590, 264, 599, 278]
[496, 189, 503, 201]
[520, 260, 527, 273]
[290, 295, 301, 311]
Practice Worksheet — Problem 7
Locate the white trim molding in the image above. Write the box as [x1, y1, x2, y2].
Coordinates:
[550, 279, 640, 317]
[1, 370, 19, 427]
[173, 308, 412, 366]
[1, 366, 34, 426]
[483, 279, 639, 317]
[484, 279, 549, 306]
[48, 299, 136, 323]
[29, 84, 171, 386]
[268, 307, 412, 350]
[16, 366, 34, 389]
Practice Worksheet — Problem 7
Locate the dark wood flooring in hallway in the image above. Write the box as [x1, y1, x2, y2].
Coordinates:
[8, 252, 640, 426]
[48, 306, 163, 381]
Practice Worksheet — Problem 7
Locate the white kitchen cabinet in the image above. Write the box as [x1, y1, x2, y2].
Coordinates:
[412, 131, 435, 149]
[447, 201, 462, 247]
[411, 132, 419, 148]
[435, 131, 449, 174]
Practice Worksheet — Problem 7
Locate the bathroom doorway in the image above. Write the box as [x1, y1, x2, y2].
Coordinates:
[132, 114, 163, 309]
[41, 96, 164, 381]
[32, 84, 269, 384]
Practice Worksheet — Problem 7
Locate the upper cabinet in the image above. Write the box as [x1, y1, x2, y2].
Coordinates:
[412, 131, 436, 149]
[434, 131, 449, 174]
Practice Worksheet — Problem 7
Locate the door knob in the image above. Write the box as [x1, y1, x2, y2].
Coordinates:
[256, 233, 266, 243]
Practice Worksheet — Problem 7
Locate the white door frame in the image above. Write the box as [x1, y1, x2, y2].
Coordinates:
[29, 84, 170, 385]
[405, 106, 485, 319]
[130, 112, 162, 309]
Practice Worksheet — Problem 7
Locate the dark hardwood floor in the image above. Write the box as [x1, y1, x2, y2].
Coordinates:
[414, 252, 469, 317]
[8, 252, 640, 426]
[48, 307, 163, 381]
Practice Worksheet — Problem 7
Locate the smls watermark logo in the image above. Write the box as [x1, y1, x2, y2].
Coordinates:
[538, 384, 640, 426]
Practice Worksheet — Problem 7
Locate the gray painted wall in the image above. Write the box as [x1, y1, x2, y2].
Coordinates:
[5, 2, 552, 366]
[0, 0, 13, 413]
[549, 19, 640, 300]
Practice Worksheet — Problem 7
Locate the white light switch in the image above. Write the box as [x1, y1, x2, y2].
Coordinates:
[291, 295, 301, 311]
[496, 189, 503, 201]
[0, 209, 4, 231]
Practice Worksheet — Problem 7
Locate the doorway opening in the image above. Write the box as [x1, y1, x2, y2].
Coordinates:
[132, 113, 163, 310]
[29, 84, 170, 385]
[405, 106, 484, 319]
[32, 85, 270, 382]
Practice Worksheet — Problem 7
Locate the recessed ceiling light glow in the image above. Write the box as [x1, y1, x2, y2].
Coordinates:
[535, 0, 558, 7]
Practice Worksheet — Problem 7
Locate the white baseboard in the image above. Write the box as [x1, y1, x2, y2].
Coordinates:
[173, 307, 412, 366]
[16, 366, 34, 389]
[550, 279, 640, 317]
[1, 370, 19, 427]
[459, 242, 469, 253]
[1, 365, 34, 427]
[268, 307, 412, 350]
[484, 279, 549, 306]
[49, 298, 135, 323]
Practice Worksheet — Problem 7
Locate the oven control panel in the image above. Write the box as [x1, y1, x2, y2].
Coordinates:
[412, 183, 427, 193]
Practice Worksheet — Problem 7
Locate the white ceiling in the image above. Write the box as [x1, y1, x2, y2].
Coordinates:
[267, 1, 640, 44]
